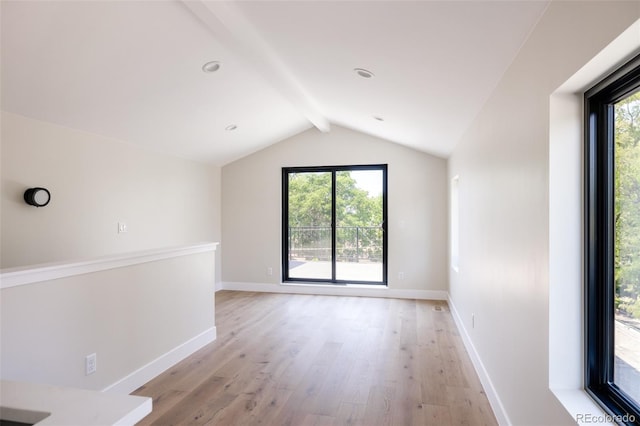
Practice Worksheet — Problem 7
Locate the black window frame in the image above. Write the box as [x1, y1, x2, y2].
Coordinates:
[282, 164, 388, 285]
[585, 52, 640, 425]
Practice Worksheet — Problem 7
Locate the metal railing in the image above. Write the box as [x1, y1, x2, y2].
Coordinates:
[288, 226, 383, 263]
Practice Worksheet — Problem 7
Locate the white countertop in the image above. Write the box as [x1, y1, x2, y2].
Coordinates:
[0, 381, 151, 425]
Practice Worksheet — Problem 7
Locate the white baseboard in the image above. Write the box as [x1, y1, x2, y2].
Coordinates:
[219, 281, 447, 300]
[447, 296, 510, 426]
[103, 327, 216, 395]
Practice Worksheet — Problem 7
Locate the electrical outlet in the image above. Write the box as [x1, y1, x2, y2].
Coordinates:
[398, 272, 405, 280]
[267, 267, 273, 276]
[85, 353, 97, 375]
[117, 222, 128, 233]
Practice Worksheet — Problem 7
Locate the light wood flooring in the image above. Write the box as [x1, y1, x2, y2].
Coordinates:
[133, 291, 497, 425]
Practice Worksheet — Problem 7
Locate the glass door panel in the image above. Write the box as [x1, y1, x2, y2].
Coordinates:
[614, 90, 640, 403]
[287, 171, 332, 280]
[335, 170, 383, 282]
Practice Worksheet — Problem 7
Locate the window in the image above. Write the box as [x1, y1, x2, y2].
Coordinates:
[451, 175, 459, 272]
[585, 53, 640, 424]
[282, 165, 387, 285]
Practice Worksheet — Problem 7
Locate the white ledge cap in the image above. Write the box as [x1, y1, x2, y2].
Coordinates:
[0, 242, 219, 289]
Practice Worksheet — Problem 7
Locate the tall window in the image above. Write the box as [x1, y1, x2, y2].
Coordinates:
[585, 53, 640, 424]
[282, 165, 387, 285]
[451, 175, 460, 272]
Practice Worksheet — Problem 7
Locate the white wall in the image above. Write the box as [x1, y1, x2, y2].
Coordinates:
[221, 125, 448, 294]
[1, 111, 221, 281]
[1, 111, 222, 392]
[548, 20, 640, 423]
[448, 2, 640, 425]
[1, 246, 216, 392]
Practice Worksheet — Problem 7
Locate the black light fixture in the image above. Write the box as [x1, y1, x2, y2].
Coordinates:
[24, 187, 51, 207]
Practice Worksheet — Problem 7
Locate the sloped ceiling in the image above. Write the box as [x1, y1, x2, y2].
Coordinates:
[1, 1, 549, 165]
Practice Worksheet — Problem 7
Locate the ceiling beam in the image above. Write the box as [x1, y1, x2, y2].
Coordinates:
[181, 0, 331, 133]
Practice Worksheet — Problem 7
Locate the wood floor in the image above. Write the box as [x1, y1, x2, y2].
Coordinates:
[133, 291, 497, 425]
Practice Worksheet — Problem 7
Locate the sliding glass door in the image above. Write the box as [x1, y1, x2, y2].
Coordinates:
[282, 165, 387, 285]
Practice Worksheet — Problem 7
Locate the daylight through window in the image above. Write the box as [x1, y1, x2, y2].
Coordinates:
[585, 53, 640, 424]
[282, 165, 387, 285]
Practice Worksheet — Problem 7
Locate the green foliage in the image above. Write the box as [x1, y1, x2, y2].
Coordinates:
[287, 171, 382, 227]
[336, 171, 382, 227]
[615, 92, 640, 319]
[287, 171, 383, 262]
[288, 172, 332, 227]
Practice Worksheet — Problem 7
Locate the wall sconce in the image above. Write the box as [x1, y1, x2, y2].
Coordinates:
[24, 187, 51, 207]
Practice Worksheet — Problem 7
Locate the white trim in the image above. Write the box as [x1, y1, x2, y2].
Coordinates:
[115, 399, 153, 426]
[220, 281, 447, 300]
[0, 243, 219, 289]
[1, 381, 152, 426]
[549, 389, 613, 426]
[448, 296, 511, 426]
[103, 327, 216, 395]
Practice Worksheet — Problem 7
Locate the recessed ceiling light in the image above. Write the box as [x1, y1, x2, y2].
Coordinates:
[225, 124, 237, 131]
[202, 61, 221, 73]
[354, 68, 375, 79]
[373, 116, 384, 122]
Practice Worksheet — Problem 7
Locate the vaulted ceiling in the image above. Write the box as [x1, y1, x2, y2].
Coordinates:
[1, 1, 549, 165]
